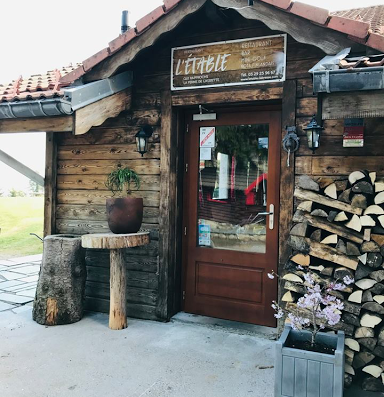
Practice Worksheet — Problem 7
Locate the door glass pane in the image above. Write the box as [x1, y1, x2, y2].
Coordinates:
[197, 124, 269, 253]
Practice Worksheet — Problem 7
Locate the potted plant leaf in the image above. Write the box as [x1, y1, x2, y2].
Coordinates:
[269, 269, 354, 397]
[105, 165, 143, 234]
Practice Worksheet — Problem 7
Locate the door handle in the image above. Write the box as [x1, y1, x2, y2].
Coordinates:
[268, 204, 274, 230]
[253, 204, 274, 230]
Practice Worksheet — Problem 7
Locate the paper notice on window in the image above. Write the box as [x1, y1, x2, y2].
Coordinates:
[212, 152, 229, 200]
[200, 127, 215, 148]
[200, 147, 212, 161]
[198, 224, 211, 247]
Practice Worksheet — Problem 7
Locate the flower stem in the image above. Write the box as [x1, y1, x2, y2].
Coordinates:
[311, 307, 317, 346]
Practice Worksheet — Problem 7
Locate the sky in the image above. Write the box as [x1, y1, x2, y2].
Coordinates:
[0, 0, 383, 193]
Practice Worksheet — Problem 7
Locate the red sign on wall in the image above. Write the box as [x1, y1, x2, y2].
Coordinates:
[343, 119, 364, 147]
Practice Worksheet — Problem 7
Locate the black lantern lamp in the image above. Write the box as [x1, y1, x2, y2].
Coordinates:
[304, 115, 324, 153]
[135, 125, 153, 157]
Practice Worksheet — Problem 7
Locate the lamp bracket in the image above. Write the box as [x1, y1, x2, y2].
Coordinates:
[193, 104, 217, 121]
[282, 126, 300, 153]
[282, 126, 300, 167]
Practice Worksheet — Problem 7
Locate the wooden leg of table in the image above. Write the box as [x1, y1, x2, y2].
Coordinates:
[109, 249, 127, 330]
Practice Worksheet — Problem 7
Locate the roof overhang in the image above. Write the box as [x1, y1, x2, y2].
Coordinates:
[84, 0, 363, 82]
[0, 88, 132, 135]
[0, 71, 132, 120]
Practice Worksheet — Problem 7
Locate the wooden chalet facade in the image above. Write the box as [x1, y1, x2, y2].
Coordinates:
[1, 0, 384, 328]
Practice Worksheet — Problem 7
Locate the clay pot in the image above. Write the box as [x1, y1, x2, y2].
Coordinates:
[106, 197, 143, 234]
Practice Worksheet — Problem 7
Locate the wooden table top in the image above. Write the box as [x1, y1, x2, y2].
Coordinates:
[81, 232, 150, 250]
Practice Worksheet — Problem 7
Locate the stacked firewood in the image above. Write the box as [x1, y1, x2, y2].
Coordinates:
[285, 171, 384, 392]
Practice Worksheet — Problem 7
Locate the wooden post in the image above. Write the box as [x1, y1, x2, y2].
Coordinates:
[109, 249, 127, 330]
[278, 80, 297, 332]
[157, 90, 177, 320]
[279, 80, 297, 265]
[44, 132, 57, 237]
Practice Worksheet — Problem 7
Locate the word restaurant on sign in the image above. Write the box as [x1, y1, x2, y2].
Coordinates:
[175, 53, 231, 75]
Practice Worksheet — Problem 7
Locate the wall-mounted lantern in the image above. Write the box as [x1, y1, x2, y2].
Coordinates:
[304, 115, 324, 153]
[135, 125, 153, 157]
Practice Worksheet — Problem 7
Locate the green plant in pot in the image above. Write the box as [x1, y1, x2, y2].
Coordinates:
[105, 166, 143, 234]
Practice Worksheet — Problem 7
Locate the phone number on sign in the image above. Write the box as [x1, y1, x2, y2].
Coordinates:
[241, 71, 276, 77]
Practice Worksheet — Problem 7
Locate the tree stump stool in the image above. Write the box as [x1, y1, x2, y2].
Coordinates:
[81, 232, 150, 330]
[33, 235, 86, 326]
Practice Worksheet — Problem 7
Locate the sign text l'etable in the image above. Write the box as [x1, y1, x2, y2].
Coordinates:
[171, 35, 286, 90]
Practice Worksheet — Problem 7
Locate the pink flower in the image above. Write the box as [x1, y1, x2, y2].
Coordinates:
[269, 268, 344, 339]
[308, 284, 321, 294]
[303, 273, 314, 285]
[321, 306, 341, 326]
[274, 309, 284, 319]
[288, 313, 310, 330]
[327, 282, 346, 291]
[321, 294, 336, 305]
[343, 276, 354, 285]
[333, 283, 346, 291]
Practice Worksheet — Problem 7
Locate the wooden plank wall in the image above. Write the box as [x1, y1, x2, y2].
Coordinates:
[295, 83, 384, 178]
[55, 108, 162, 320]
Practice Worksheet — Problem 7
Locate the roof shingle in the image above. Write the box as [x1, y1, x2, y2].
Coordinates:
[0, 64, 81, 103]
[332, 5, 384, 35]
[52, 2, 384, 86]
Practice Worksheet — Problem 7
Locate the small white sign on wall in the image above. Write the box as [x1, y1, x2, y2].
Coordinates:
[200, 127, 216, 148]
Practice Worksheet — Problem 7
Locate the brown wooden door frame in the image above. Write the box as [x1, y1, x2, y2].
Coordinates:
[181, 105, 281, 326]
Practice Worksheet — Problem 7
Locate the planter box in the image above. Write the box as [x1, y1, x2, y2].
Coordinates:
[275, 326, 345, 397]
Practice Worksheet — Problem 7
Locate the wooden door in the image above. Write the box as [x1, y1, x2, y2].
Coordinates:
[182, 108, 281, 327]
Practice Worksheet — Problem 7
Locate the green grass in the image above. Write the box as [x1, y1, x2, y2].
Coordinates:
[0, 197, 44, 259]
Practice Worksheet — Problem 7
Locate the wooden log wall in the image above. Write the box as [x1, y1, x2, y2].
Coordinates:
[286, 172, 384, 392]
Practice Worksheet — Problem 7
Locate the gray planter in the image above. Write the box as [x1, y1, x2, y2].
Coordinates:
[275, 326, 345, 397]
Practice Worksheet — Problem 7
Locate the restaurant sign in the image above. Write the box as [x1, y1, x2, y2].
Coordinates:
[171, 34, 286, 91]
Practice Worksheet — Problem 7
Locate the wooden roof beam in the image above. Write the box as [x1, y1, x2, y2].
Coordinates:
[85, 0, 363, 82]
[73, 88, 131, 135]
[211, 0, 358, 55]
[0, 149, 45, 186]
[0, 116, 73, 134]
[84, 0, 207, 82]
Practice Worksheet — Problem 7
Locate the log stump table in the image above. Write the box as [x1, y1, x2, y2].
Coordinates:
[81, 232, 150, 330]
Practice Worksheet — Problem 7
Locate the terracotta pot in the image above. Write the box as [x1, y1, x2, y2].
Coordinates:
[106, 197, 143, 234]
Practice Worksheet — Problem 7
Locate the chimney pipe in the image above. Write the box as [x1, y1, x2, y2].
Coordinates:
[121, 10, 129, 34]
